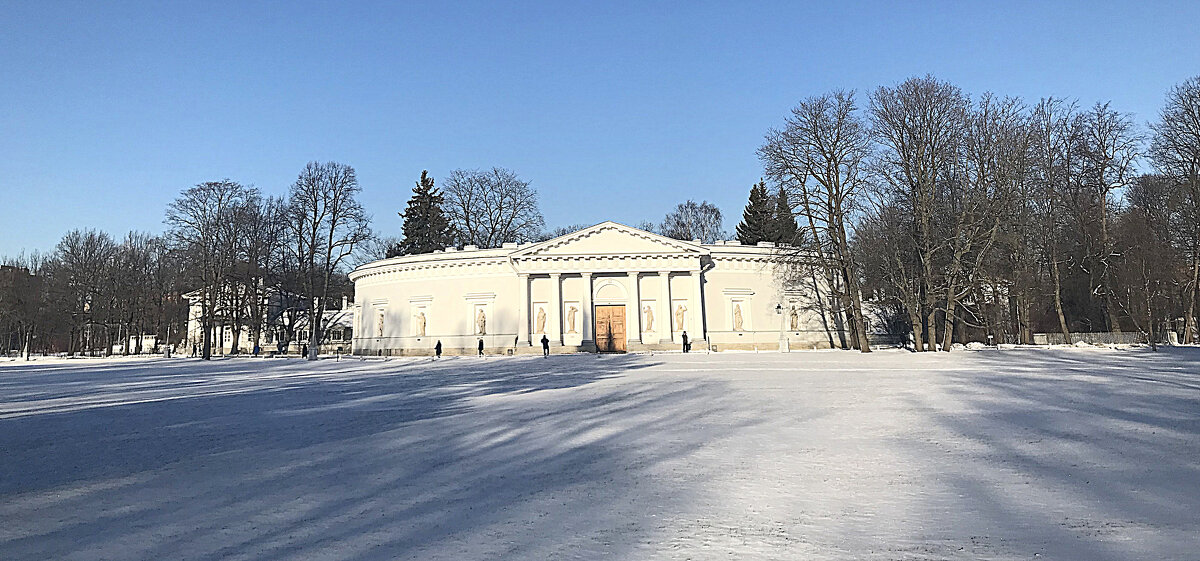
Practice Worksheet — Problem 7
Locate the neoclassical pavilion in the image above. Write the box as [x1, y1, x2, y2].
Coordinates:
[349, 222, 829, 355]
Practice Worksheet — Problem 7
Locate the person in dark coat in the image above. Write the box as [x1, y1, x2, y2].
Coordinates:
[541, 334, 550, 357]
[435, 340, 442, 359]
[478, 338, 485, 356]
[681, 331, 689, 353]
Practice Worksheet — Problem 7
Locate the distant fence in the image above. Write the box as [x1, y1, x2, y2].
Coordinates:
[1034, 332, 1149, 346]
[867, 333, 908, 347]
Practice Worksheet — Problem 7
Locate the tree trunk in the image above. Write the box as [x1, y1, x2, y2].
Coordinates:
[809, 269, 836, 349]
[202, 321, 212, 360]
[22, 327, 33, 361]
[926, 308, 938, 351]
[908, 304, 924, 352]
[836, 228, 871, 353]
[307, 296, 322, 360]
[1145, 276, 1157, 351]
[1051, 256, 1071, 345]
[231, 324, 242, 355]
[1185, 252, 1199, 344]
[941, 288, 958, 352]
[1100, 209, 1123, 335]
[824, 267, 848, 349]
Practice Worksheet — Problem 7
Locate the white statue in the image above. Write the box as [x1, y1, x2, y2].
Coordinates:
[476, 309, 487, 335]
[643, 305, 654, 331]
[377, 313, 384, 337]
[733, 304, 744, 331]
[535, 307, 546, 334]
[789, 307, 799, 331]
[566, 306, 578, 333]
[675, 304, 687, 331]
[416, 312, 426, 337]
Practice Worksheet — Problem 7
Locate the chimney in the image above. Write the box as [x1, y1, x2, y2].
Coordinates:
[342, 295, 349, 309]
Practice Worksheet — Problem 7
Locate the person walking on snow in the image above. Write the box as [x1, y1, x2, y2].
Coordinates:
[682, 330, 690, 353]
[541, 334, 550, 357]
[435, 340, 442, 359]
[477, 338, 484, 356]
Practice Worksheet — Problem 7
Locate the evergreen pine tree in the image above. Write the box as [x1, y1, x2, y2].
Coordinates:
[773, 187, 800, 245]
[394, 170, 453, 256]
[735, 180, 774, 245]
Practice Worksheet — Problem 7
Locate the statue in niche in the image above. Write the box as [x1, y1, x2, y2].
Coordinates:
[789, 307, 799, 331]
[535, 307, 546, 334]
[643, 305, 654, 332]
[476, 309, 487, 335]
[733, 304, 744, 331]
[566, 306, 578, 333]
[377, 313, 384, 337]
[675, 304, 687, 331]
[416, 312, 426, 337]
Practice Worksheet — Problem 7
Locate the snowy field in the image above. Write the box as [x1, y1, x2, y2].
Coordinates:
[1, 348, 1198, 560]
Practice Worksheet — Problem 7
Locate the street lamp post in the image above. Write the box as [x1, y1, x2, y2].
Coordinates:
[776, 304, 787, 353]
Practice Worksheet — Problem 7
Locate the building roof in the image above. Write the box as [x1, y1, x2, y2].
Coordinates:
[349, 221, 791, 281]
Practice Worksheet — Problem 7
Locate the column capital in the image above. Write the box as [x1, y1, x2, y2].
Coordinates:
[549, 272, 562, 278]
[581, 271, 593, 278]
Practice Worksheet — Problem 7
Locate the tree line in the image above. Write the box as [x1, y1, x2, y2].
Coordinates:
[385, 167, 733, 257]
[744, 75, 1200, 351]
[1, 163, 728, 359]
[9, 75, 1193, 358]
[0, 161, 372, 360]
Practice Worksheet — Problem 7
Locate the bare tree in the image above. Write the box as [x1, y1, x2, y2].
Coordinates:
[855, 202, 921, 348]
[1027, 97, 1083, 344]
[660, 200, 725, 243]
[1078, 102, 1142, 334]
[0, 252, 49, 359]
[442, 167, 545, 248]
[287, 161, 372, 360]
[51, 229, 119, 355]
[1116, 175, 1178, 349]
[236, 195, 287, 355]
[934, 93, 1029, 351]
[113, 231, 156, 354]
[538, 223, 591, 241]
[869, 75, 970, 350]
[165, 180, 257, 360]
[1150, 76, 1200, 342]
[760, 90, 873, 352]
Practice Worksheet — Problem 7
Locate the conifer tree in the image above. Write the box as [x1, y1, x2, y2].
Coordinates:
[394, 170, 453, 256]
[735, 180, 774, 245]
[773, 187, 799, 245]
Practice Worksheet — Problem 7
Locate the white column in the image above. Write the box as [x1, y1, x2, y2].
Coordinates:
[550, 273, 563, 345]
[659, 271, 673, 344]
[581, 272, 594, 344]
[691, 270, 704, 342]
[518, 273, 531, 346]
[627, 271, 641, 344]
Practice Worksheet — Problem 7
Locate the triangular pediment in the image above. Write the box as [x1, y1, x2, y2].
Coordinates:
[512, 222, 708, 259]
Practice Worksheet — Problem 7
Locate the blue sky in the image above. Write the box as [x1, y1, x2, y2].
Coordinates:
[2, 1, 1197, 256]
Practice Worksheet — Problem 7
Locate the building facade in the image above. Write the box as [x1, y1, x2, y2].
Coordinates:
[184, 288, 355, 356]
[350, 222, 833, 355]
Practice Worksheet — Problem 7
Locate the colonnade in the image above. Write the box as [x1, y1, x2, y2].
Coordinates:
[515, 269, 704, 349]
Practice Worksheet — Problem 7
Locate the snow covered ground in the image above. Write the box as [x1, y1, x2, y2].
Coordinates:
[1, 348, 1198, 560]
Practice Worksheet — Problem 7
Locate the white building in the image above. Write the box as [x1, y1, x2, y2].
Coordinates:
[183, 288, 355, 356]
[349, 222, 832, 355]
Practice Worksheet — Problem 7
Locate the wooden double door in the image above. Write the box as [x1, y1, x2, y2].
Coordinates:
[594, 305, 626, 352]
